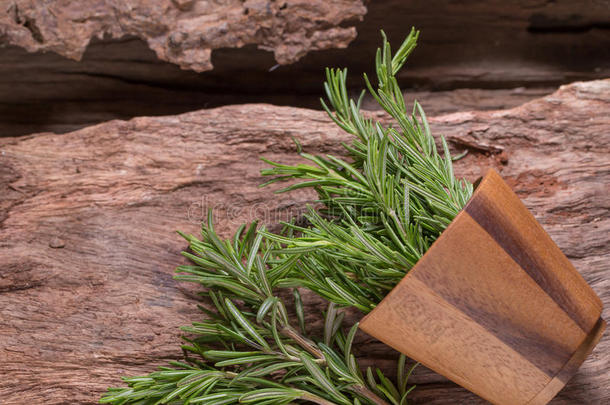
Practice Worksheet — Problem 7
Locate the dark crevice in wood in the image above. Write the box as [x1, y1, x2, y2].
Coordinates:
[22, 18, 44, 43]
[0, 281, 44, 294]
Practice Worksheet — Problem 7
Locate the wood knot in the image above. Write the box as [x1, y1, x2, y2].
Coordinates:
[49, 237, 65, 249]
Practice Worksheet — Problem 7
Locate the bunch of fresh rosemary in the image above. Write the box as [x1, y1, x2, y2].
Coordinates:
[101, 28, 471, 404]
[101, 214, 415, 405]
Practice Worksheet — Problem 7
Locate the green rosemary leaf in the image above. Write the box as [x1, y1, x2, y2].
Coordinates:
[239, 388, 302, 403]
[255, 256, 273, 297]
[246, 229, 264, 275]
[256, 296, 277, 324]
[189, 392, 241, 404]
[224, 299, 271, 351]
[300, 354, 351, 405]
[323, 303, 338, 346]
[203, 350, 263, 359]
[376, 368, 400, 401]
[293, 289, 307, 335]
[318, 343, 357, 383]
[397, 355, 406, 396]
[344, 323, 359, 363]
[214, 355, 281, 367]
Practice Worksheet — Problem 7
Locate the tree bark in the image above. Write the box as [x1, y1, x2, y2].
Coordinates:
[1, 1, 609, 137]
[0, 0, 365, 71]
[0, 80, 608, 404]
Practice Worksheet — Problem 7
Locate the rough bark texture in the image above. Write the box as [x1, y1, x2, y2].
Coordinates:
[0, 0, 365, 71]
[1, 1, 609, 137]
[0, 80, 608, 404]
[1, 0, 608, 81]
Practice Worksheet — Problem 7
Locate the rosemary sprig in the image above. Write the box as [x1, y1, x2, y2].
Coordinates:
[261, 28, 472, 312]
[100, 29, 462, 404]
[100, 212, 416, 405]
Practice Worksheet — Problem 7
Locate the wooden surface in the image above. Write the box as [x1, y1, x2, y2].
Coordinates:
[0, 0, 365, 71]
[360, 170, 605, 405]
[1, 0, 609, 137]
[0, 80, 609, 404]
[2, 0, 608, 80]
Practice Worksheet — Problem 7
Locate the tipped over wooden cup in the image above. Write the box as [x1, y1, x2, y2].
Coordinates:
[360, 169, 605, 405]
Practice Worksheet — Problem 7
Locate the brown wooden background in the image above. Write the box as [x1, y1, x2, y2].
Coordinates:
[0, 1, 608, 403]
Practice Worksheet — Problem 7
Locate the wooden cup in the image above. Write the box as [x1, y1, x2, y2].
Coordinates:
[359, 169, 605, 405]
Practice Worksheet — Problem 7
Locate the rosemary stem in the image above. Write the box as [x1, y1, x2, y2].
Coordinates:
[279, 318, 390, 405]
[281, 325, 325, 360]
[351, 385, 391, 405]
[300, 392, 339, 405]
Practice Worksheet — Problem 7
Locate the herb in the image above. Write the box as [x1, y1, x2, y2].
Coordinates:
[101, 28, 467, 404]
[260, 28, 472, 312]
[100, 213, 416, 405]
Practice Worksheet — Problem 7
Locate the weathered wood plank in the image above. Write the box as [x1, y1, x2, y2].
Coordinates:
[0, 80, 608, 404]
[1, 0, 609, 137]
